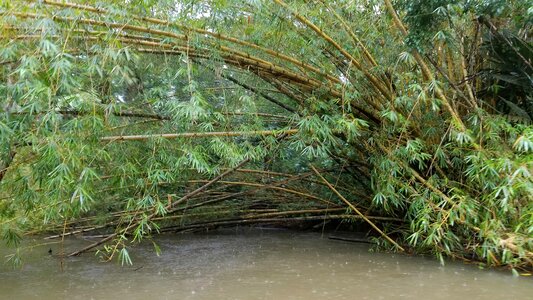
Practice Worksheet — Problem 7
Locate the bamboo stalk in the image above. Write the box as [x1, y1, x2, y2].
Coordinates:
[163, 214, 401, 232]
[186, 179, 339, 207]
[8, 13, 332, 93]
[153, 208, 347, 225]
[316, 0, 378, 67]
[7, 9, 346, 103]
[310, 165, 405, 251]
[38, 0, 342, 85]
[459, 40, 478, 108]
[12, 26, 332, 97]
[67, 131, 297, 256]
[44, 225, 107, 239]
[273, 0, 392, 101]
[11, 12, 187, 41]
[133, 48, 330, 94]
[382, 0, 467, 132]
[168, 171, 327, 214]
[214, 71, 297, 113]
[100, 129, 298, 141]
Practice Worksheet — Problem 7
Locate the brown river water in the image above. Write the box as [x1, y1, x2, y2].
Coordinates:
[0, 228, 531, 300]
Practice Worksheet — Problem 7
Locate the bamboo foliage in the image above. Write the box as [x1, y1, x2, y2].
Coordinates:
[0, 0, 531, 271]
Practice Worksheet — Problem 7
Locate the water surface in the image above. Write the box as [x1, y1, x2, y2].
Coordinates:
[1, 229, 531, 299]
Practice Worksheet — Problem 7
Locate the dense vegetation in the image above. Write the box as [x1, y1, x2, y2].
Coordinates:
[1, 0, 532, 272]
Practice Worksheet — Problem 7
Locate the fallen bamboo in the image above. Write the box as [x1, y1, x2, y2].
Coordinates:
[67, 130, 298, 256]
[52, 168, 331, 233]
[44, 225, 107, 240]
[154, 208, 349, 229]
[186, 179, 340, 207]
[67, 157, 251, 256]
[165, 171, 333, 215]
[163, 214, 402, 232]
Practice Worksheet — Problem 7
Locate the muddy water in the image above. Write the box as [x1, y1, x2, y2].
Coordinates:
[0, 229, 531, 300]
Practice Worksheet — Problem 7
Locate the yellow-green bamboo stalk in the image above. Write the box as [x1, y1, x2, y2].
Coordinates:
[273, 0, 392, 101]
[38, 0, 342, 85]
[310, 165, 405, 251]
[101, 129, 298, 141]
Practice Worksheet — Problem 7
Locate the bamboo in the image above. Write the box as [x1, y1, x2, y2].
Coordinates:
[273, 0, 392, 101]
[7, 14, 334, 94]
[44, 225, 107, 240]
[459, 40, 478, 108]
[310, 165, 405, 251]
[67, 131, 298, 256]
[382, 0, 467, 132]
[215, 71, 297, 113]
[39, 0, 342, 85]
[168, 172, 327, 214]
[187, 179, 339, 207]
[100, 129, 298, 142]
[163, 214, 403, 233]
[11, 12, 187, 41]
[316, 0, 378, 67]
[133, 48, 330, 95]
[153, 208, 348, 225]
[67, 158, 251, 256]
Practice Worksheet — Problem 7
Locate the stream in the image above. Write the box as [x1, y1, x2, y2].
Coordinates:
[1, 228, 531, 299]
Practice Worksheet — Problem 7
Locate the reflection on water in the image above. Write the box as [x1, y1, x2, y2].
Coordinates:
[1, 228, 531, 300]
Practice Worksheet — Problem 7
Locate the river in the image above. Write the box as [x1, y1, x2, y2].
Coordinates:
[0, 228, 531, 299]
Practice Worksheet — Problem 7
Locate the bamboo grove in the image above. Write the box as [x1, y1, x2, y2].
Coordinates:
[0, 0, 532, 271]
